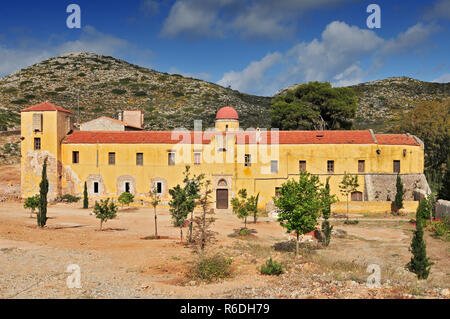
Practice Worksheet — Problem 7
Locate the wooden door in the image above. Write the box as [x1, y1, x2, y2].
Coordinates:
[216, 189, 228, 209]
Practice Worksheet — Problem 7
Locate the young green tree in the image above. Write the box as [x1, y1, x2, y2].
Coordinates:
[248, 193, 260, 224]
[406, 199, 433, 279]
[118, 192, 134, 207]
[339, 172, 359, 220]
[83, 182, 89, 209]
[274, 171, 327, 256]
[392, 174, 404, 214]
[169, 184, 190, 242]
[92, 198, 118, 231]
[231, 189, 250, 229]
[183, 166, 204, 243]
[149, 186, 161, 238]
[37, 157, 49, 228]
[321, 177, 336, 246]
[191, 180, 217, 255]
[24, 194, 40, 218]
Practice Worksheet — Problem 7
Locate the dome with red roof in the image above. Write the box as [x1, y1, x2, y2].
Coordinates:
[216, 106, 239, 120]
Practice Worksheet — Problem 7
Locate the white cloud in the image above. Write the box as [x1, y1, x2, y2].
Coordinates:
[160, 0, 353, 39]
[432, 73, 450, 83]
[0, 26, 150, 78]
[217, 20, 438, 95]
[217, 52, 283, 94]
[424, 0, 450, 20]
[381, 23, 438, 54]
[140, 0, 161, 16]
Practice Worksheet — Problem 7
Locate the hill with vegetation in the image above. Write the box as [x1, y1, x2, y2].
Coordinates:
[0, 52, 271, 131]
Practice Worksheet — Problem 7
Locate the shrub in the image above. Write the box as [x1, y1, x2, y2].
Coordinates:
[111, 89, 127, 95]
[427, 218, 448, 237]
[190, 254, 233, 282]
[118, 192, 134, 206]
[24, 195, 40, 218]
[59, 194, 80, 203]
[260, 257, 284, 276]
[238, 228, 250, 236]
[344, 219, 359, 225]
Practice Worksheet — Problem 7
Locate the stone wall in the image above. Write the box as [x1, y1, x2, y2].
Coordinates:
[364, 173, 430, 201]
[435, 200, 450, 220]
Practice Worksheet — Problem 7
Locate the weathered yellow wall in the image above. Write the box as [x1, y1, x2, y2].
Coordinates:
[21, 110, 424, 211]
[332, 201, 418, 214]
[59, 137, 424, 210]
[21, 110, 72, 199]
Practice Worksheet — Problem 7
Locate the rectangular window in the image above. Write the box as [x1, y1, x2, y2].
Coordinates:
[194, 152, 201, 165]
[136, 153, 143, 166]
[34, 138, 41, 150]
[245, 154, 251, 167]
[72, 151, 79, 164]
[327, 160, 334, 173]
[275, 187, 281, 197]
[156, 182, 163, 194]
[93, 182, 99, 194]
[271, 160, 278, 173]
[299, 160, 306, 172]
[358, 160, 365, 173]
[393, 160, 400, 173]
[32, 113, 43, 132]
[108, 152, 115, 165]
[168, 152, 175, 166]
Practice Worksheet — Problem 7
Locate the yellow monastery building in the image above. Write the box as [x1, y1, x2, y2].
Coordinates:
[20, 102, 430, 213]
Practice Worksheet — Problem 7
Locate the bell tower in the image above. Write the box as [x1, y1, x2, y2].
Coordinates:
[215, 106, 239, 132]
[20, 102, 73, 199]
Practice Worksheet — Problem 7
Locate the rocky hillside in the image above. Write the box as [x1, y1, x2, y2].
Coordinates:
[350, 77, 450, 132]
[0, 52, 271, 130]
[1, 53, 449, 134]
[277, 77, 450, 132]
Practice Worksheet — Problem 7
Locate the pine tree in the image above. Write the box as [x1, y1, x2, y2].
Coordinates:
[83, 182, 88, 209]
[37, 157, 48, 227]
[393, 174, 404, 213]
[406, 199, 433, 279]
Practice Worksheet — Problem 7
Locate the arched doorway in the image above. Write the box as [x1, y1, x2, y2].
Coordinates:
[216, 179, 228, 209]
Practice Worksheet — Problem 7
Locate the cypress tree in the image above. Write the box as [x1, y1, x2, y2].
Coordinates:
[321, 177, 334, 247]
[406, 199, 433, 279]
[83, 182, 88, 209]
[37, 157, 49, 227]
[393, 174, 404, 213]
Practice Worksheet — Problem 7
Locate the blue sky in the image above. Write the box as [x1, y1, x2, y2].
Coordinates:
[0, 0, 449, 96]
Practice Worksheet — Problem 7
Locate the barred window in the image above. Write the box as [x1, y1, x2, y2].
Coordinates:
[245, 154, 251, 167]
[194, 152, 201, 165]
[34, 138, 41, 150]
[327, 160, 334, 173]
[136, 153, 143, 166]
[108, 152, 115, 165]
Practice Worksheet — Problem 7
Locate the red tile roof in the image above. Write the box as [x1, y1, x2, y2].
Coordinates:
[216, 106, 239, 120]
[63, 131, 213, 144]
[375, 134, 420, 146]
[61, 130, 419, 145]
[21, 101, 72, 114]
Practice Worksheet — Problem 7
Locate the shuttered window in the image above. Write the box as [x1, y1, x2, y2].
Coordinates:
[358, 160, 365, 173]
[32, 113, 43, 132]
[168, 152, 175, 166]
[271, 160, 278, 173]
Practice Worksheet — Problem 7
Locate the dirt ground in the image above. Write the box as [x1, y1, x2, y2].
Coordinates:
[0, 200, 448, 299]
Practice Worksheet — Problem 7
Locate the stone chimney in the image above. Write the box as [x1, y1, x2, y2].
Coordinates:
[123, 110, 144, 128]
